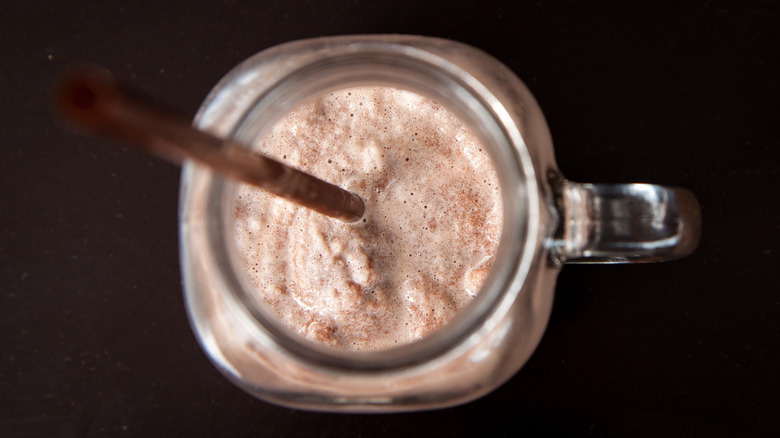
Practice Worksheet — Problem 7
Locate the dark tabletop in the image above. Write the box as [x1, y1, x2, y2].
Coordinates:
[2, 1, 777, 437]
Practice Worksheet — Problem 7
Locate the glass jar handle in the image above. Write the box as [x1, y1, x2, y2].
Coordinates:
[551, 180, 701, 264]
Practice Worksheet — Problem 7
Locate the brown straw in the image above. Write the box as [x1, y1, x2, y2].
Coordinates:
[54, 67, 365, 222]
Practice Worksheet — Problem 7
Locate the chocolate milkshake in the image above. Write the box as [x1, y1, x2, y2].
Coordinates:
[233, 87, 502, 351]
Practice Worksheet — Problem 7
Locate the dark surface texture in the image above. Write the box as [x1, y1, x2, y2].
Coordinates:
[1, 1, 777, 437]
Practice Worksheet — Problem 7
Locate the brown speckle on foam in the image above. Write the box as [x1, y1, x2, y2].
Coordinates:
[233, 87, 502, 351]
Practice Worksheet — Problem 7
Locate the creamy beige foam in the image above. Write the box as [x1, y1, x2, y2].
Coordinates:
[233, 87, 502, 350]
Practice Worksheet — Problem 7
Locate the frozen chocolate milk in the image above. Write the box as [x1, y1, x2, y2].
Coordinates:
[233, 87, 502, 350]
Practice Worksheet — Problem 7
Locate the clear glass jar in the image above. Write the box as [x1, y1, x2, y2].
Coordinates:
[179, 35, 700, 412]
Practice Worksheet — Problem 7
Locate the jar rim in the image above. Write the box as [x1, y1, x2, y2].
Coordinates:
[186, 38, 538, 371]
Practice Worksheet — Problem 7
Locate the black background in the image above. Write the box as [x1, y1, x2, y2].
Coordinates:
[2, 1, 777, 436]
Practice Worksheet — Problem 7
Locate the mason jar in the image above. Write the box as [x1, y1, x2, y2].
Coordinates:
[179, 35, 700, 412]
